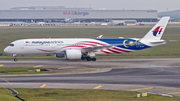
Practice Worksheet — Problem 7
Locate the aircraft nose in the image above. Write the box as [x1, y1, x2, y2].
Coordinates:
[4, 47, 9, 53]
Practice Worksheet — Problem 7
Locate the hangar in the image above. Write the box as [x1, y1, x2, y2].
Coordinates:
[0, 6, 158, 23]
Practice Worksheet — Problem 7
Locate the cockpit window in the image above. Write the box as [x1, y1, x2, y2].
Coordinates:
[9, 44, 14, 46]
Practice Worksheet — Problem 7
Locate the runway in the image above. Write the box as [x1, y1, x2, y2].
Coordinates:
[1, 58, 180, 97]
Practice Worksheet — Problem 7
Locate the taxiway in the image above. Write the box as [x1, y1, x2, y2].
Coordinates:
[0, 58, 180, 97]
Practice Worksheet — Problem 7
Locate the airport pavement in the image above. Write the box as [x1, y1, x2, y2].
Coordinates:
[1, 58, 180, 97]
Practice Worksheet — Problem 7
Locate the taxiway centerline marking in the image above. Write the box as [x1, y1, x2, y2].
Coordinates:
[94, 85, 103, 89]
[40, 84, 46, 88]
[167, 92, 180, 94]
[2, 78, 12, 85]
[78, 68, 100, 73]
[0, 64, 4, 67]
[77, 68, 96, 70]
[139, 64, 165, 75]
[33, 65, 43, 68]
[131, 87, 154, 91]
[142, 67, 164, 75]
[95, 68, 100, 72]
[58, 66, 75, 69]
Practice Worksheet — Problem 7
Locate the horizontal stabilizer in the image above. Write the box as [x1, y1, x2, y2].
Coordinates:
[150, 40, 176, 44]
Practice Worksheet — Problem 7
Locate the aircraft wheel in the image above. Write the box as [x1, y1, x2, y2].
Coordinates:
[92, 58, 96, 61]
[14, 58, 18, 61]
[86, 57, 92, 61]
[81, 57, 86, 60]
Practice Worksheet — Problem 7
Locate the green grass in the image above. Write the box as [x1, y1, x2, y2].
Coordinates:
[0, 26, 180, 59]
[0, 67, 58, 74]
[0, 88, 20, 101]
[8, 88, 180, 101]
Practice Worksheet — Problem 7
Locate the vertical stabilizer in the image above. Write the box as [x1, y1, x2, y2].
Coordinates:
[141, 17, 170, 41]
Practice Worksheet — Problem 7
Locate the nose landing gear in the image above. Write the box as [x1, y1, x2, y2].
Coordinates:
[13, 54, 18, 61]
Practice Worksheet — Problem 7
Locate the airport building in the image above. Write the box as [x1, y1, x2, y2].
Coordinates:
[0, 6, 158, 23]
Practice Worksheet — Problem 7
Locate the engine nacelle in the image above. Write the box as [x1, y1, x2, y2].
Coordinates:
[65, 49, 82, 60]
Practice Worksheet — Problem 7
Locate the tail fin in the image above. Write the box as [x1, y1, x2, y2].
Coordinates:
[141, 17, 170, 41]
[97, 35, 103, 39]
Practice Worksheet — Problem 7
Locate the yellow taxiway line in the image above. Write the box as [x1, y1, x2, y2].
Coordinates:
[33, 65, 43, 68]
[167, 92, 180, 95]
[94, 85, 103, 89]
[131, 87, 154, 91]
[77, 68, 96, 70]
[40, 84, 46, 88]
[2, 78, 12, 85]
[58, 66, 75, 69]
[95, 68, 100, 72]
[139, 64, 164, 75]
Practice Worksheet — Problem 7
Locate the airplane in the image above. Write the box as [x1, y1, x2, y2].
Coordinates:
[4, 17, 170, 61]
[62, 18, 72, 23]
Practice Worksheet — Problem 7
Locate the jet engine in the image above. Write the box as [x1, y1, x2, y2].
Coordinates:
[65, 49, 82, 60]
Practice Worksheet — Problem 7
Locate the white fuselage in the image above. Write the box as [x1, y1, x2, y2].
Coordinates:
[4, 38, 132, 55]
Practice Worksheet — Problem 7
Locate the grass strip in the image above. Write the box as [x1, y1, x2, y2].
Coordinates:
[0, 88, 20, 101]
[11, 88, 180, 101]
[0, 67, 58, 74]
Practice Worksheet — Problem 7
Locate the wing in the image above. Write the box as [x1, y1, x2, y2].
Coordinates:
[81, 44, 124, 53]
[60, 44, 124, 53]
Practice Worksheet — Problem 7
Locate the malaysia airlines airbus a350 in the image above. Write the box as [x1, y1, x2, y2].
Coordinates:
[4, 17, 170, 61]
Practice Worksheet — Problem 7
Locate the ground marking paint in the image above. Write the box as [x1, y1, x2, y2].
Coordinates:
[40, 84, 46, 88]
[2, 78, 12, 85]
[0, 64, 3, 67]
[77, 68, 97, 70]
[77, 68, 96, 70]
[138, 64, 164, 75]
[167, 92, 180, 94]
[77, 68, 100, 73]
[141, 67, 164, 75]
[95, 68, 100, 72]
[33, 65, 43, 68]
[94, 85, 103, 89]
[131, 87, 154, 91]
[58, 66, 75, 69]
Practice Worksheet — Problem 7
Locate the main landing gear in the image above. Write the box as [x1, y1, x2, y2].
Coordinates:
[13, 54, 18, 62]
[81, 56, 96, 61]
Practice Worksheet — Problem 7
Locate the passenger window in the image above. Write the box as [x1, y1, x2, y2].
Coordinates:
[9, 44, 14, 46]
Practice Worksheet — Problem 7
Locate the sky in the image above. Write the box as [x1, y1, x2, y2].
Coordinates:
[0, 0, 179, 12]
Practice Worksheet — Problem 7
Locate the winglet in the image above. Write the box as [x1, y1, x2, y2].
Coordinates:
[97, 35, 103, 39]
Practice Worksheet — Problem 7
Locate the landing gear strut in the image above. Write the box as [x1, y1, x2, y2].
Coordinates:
[13, 54, 18, 61]
[81, 56, 96, 61]
[81, 56, 86, 60]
